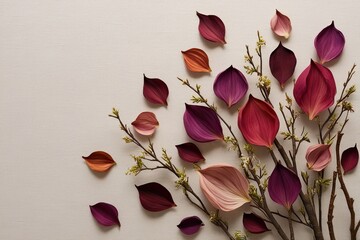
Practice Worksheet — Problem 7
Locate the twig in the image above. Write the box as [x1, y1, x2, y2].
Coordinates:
[327, 171, 338, 240]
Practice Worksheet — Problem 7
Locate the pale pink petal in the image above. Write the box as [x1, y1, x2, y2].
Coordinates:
[306, 144, 332, 171]
[131, 112, 159, 136]
[270, 10, 292, 39]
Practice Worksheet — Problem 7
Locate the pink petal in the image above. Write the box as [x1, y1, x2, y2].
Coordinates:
[213, 65, 248, 107]
[197, 12, 226, 44]
[131, 112, 159, 136]
[181, 48, 211, 73]
[341, 144, 359, 174]
[198, 164, 250, 212]
[293, 60, 336, 120]
[176, 142, 205, 163]
[89, 202, 120, 227]
[268, 163, 301, 210]
[269, 42, 297, 88]
[238, 95, 279, 148]
[143, 74, 169, 106]
[270, 10, 292, 39]
[177, 216, 204, 235]
[315, 21, 345, 64]
[135, 182, 176, 212]
[243, 213, 270, 234]
[306, 144, 332, 171]
[183, 104, 224, 142]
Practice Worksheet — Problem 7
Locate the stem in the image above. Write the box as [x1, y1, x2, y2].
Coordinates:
[318, 170, 324, 231]
[288, 209, 295, 240]
[327, 171, 337, 240]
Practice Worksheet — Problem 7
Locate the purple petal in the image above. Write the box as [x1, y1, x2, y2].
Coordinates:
[314, 21, 345, 64]
[89, 202, 120, 227]
[268, 163, 301, 209]
[176, 142, 205, 163]
[135, 182, 176, 212]
[183, 104, 224, 142]
[213, 65, 248, 107]
[143, 74, 169, 106]
[341, 144, 359, 174]
[197, 12, 226, 44]
[269, 42, 297, 88]
[243, 213, 270, 234]
[177, 216, 204, 235]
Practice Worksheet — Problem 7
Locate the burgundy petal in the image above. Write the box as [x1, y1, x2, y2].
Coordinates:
[341, 144, 359, 174]
[143, 74, 169, 106]
[135, 182, 176, 212]
[213, 65, 248, 107]
[269, 42, 297, 88]
[314, 21, 345, 64]
[197, 12, 226, 44]
[177, 216, 204, 235]
[243, 213, 270, 234]
[89, 202, 120, 227]
[183, 104, 224, 142]
[268, 163, 301, 209]
[176, 142, 205, 163]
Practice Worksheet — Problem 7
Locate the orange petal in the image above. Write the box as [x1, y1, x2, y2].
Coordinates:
[82, 151, 116, 172]
[131, 112, 159, 136]
[181, 48, 211, 73]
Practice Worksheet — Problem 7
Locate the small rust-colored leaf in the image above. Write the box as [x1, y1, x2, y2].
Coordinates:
[82, 151, 116, 172]
[181, 48, 211, 73]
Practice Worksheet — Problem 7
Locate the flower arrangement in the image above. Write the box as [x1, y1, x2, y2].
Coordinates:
[83, 10, 359, 240]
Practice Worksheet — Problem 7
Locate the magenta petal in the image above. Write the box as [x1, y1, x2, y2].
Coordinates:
[243, 213, 270, 234]
[213, 65, 248, 107]
[183, 104, 224, 142]
[341, 144, 359, 174]
[268, 163, 301, 210]
[143, 74, 169, 106]
[177, 216, 204, 235]
[269, 42, 297, 88]
[314, 21, 345, 64]
[197, 12, 226, 44]
[135, 182, 176, 212]
[89, 202, 120, 227]
[176, 142, 205, 163]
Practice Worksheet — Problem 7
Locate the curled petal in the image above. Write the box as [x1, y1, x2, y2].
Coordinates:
[181, 48, 211, 73]
[306, 144, 332, 171]
[270, 10, 292, 39]
[198, 164, 250, 212]
[268, 163, 301, 210]
[197, 12, 226, 44]
[238, 95, 279, 148]
[293, 60, 336, 120]
[183, 104, 224, 142]
[341, 144, 359, 174]
[269, 42, 297, 88]
[136, 182, 176, 212]
[315, 21, 345, 64]
[177, 216, 204, 235]
[131, 112, 159, 136]
[90, 202, 120, 227]
[213, 65, 248, 107]
[82, 151, 116, 172]
[243, 213, 270, 234]
[143, 75, 169, 106]
[176, 142, 205, 163]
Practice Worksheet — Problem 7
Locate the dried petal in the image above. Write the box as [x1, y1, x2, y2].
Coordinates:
[89, 202, 120, 227]
[243, 213, 270, 234]
[268, 163, 301, 210]
[177, 216, 204, 235]
[315, 21, 345, 64]
[269, 42, 297, 88]
[197, 12, 226, 44]
[176, 142, 205, 163]
[198, 164, 250, 212]
[341, 144, 359, 174]
[238, 95, 279, 148]
[131, 112, 159, 136]
[143, 75, 169, 106]
[306, 144, 332, 171]
[183, 104, 224, 142]
[270, 10, 292, 39]
[82, 151, 116, 172]
[135, 182, 176, 212]
[181, 48, 211, 73]
[213, 65, 248, 107]
[293, 60, 336, 120]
